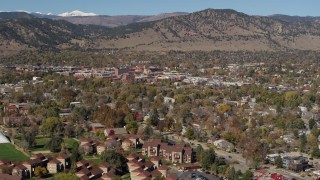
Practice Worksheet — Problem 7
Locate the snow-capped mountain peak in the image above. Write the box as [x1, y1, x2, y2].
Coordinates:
[58, 10, 97, 17]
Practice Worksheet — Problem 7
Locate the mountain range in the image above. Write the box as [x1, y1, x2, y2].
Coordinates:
[2, 9, 320, 56]
[0, 10, 188, 27]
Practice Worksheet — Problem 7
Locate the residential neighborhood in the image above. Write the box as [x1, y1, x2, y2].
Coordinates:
[1, 61, 320, 180]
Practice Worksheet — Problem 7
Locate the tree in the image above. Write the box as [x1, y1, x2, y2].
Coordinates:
[216, 104, 231, 114]
[195, 144, 204, 162]
[20, 127, 38, 150]
[309, 119, 316, 130]
[100, 150, 127, 174]
[41, 117, 64, 136]
[242, 170, 253, 180]
[284, 92, 302, 108]
[148, 108, 159, 126]
[185, 127, 195, 140]
[143, 124, 153, 137]
[311, 147, 320, 158]
[46, 135, 63, 152]
[53, 173, 79, 180]
[200, 148, 216, 170]
[126, 120, 138, 134]
[225, 166, 236, 180]
[274, 156, 282, 168]
[34, 166, 48, 178]
[300, 134, 307, 152]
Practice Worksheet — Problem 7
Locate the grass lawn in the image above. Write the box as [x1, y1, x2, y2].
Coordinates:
[29, 137, 77, 152]
[83, 155, 104, 165]
[64, 138, 78, 149]
[30, 137, 51, 151]
[0, 143, 29, 161]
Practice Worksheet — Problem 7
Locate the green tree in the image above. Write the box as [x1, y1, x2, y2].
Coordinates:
[311, 147, 320, 158]
[284, 91, 302, 108]
[46, 135, 63, 152]
[53, 173, 79, 180]
[34, 166, 48, 178]
[143, 124, 153, 137]
[274, 156, 282, 168]
[185, 127, 195, 140]
[126, 120, 138, 134]
[201, 148, 216, 170]
[300, 134, 307, 152]
[20, 127, 38, 150]
[148, 108, 159, 126]
[309, 119, 316, 130]
[242, 170, 253, 180]
[100, 150, 127, 174]
[70, 142, 82, 163]
[41, 117, 64, 136]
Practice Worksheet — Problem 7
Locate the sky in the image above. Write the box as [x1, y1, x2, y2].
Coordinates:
[1, 0, 320, 16]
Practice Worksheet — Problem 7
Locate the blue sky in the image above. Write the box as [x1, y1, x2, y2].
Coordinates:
[1, 0, 319, 16]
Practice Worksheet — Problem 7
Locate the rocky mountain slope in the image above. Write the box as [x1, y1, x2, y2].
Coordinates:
[2, 9, 320, 55]
[0, 11, 187, 27]
[93, 9, 320, 51]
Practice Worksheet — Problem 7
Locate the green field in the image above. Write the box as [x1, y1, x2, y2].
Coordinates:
[29, 137, 78, 151]
[0, 143, 29, 161]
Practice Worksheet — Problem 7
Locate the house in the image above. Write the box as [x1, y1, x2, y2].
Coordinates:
[142, 139, 161, 157]
[213, 139, 234, 152]
[2, 116, 31, 127]
[97, 144, 106, 155]
[105, 138, 121, 150]
[4, 105, 18, 113]
[47, 159, 63, 174]
[79, 139, 96, 155]
[150, 157, 161, 168]
[56, 153, 71, 169]
[122, 139, 134, 151]
[0, 173, 22, 180]
[88, 122, 105, 132]
[12, 165, 28, 178]
[100, 172, 114, 180]
[90, 167, 103, 179]
[104, 128, 128, 137]
[151, 170, 163, 179]
[142, 139, 194, 163]
[143, 161, 155, 171]
[282, 156, 308, 172]
[99, 163, 112, 174]
[22, 159, 42, 178]
[75, 167, 91, 178]
[183, 147, 193, 163]
[127, 159, 145, 173]
[158, 165, 169, 177]
[128, 135, 140, 148]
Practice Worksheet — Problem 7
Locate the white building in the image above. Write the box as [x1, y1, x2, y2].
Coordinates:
[0, 132, 10, 144]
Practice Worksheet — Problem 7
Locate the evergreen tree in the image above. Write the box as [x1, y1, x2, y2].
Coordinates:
[274, 155, 282, 168]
